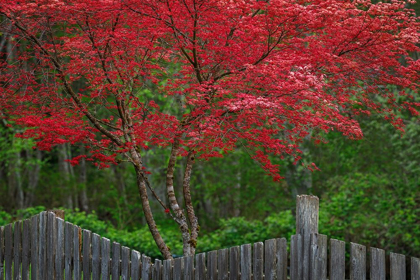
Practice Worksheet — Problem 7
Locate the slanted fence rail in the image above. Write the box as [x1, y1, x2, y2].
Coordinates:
[1, 195, 420, 279]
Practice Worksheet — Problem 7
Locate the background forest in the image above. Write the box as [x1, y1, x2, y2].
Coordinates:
[0, 1, 420, 260]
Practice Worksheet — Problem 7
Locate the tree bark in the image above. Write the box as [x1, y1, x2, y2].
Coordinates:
[182, 151, 199, 255]
[112, 164, 129, 206]
[24, 149, 42, 207]
[78, 145, 89, 212]
[286, 135, 313, 197]
[58, 144, 73, 208]
[9, 150, 24, 209]
[130, 148, 173, 260]
[233, 159, 241, 217]
[166, 138, 192, 256]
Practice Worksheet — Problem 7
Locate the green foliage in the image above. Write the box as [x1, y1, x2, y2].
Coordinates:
[0, 206, 47, 225]
[319, 173, 420, 257]
[0, 210, 12, 225]
[197, 210, 295, 253]
[16, 206, 47, 220]
[191, 148, 291, 229]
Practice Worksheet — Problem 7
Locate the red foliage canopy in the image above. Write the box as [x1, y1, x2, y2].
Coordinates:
[1, 0, 419, 179]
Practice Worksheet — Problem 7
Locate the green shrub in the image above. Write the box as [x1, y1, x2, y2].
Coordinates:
[319, 173, 420, 257]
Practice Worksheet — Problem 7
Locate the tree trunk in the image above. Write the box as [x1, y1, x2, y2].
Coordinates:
[9, 150, 24, 209]
[24, 149, 42, 207]
[233, 159, 241, 217]
[286, 135, 313, 197]
[58, 144, 73, 208]
[78, 145, 89, 212]
[112, 164, 129, 206]
[182, 151, 199, 256]
[287, 163, 313, 198]
[65, 143, 79, 209]
[166, 139, 193, 256]
[130, 148, 173, 260]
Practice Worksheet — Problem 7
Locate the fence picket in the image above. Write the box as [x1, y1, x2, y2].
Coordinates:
[83, 229, 92, 280]
[174, 257, 184, 280]
[5, 224, 12, 280]
[22, 219, 31, 280]
[47, 212, 56, 280]
[74, 226, 82, 280]
[39, 212, 47, 280]
[390, 253, 406, 280]
[0, 226, 4, 280]
[310, 233, 327, 280]
[350, 243, 366, 280]
[101, 238, 111, 280]
[240, 244, 251, 280]
[92, 233, 101, 280]
[195, 253, 206, 280]
[152, 259, 162, 280]
[162, 259, 172, 280]
[253, 242, 264, 280]
[264, 239, 276, 280]
[330, 239, 345, 280]
[184, 256, 193, 280]
[130, 250, 141, 280]
[276, 238, 287, 280]
[291, 234, 302, 280]
[142, 255, 151, 280]
[121, 246, 130, 280]
[291, 235, 298, 280]
[229, 246, 239, 280]
[55, 218, 64, 280]
[112, 242, 121, 280]
[208, 250, 218, 280]
[218, 248, 228, 280]
[298, 234, 303, 280]
[370, 247, 385, 280]
[412, 257, 420, 280]
[64, 222, 73, 280]
[13, 221, 21, 280]
[31, 215, 39, 280]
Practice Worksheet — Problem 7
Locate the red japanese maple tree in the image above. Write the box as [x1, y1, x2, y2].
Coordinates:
[0, 0, 419, 258]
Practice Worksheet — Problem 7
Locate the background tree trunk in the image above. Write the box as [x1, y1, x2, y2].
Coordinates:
[24, 149, 42, 207]
[78, 145, 89, 212]
[58, 144, 74, 208]
[9, 150, 24, 209]
[112, 164, 128, 206]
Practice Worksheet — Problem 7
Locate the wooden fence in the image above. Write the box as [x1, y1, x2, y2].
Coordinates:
[0, 195, 420, 279]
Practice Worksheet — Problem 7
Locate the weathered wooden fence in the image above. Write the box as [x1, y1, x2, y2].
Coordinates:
[1, 195, 420, 279]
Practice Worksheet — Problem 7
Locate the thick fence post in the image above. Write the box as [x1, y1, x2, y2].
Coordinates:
[296, 195, 319, 280]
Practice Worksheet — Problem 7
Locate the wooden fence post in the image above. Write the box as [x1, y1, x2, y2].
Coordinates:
[296, 195, 319, 280]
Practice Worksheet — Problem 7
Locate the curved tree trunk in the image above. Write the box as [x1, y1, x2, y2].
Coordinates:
[182, 151, 199, 255]
[130, 148, 173, 260]
[166, 139, 192, 256]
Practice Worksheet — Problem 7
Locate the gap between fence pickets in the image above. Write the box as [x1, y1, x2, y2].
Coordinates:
[1, 208, 420, 279]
